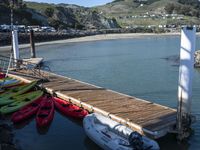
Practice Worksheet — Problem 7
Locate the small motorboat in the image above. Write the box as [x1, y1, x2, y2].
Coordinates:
[83, 113, 160, 150]
[11, 96, 45, 123]
[36, 96, 54, 127]
[53, 97, 88, 119]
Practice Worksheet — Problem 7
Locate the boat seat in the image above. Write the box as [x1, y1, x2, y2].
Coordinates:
[74, 109, 83, 112]
[38, 114, 48, 118]
[41, 106, 51, 110]
[31, 103, 39, 107]
[94, 115, 132, 139]
[61, 103, 71, 107]
[24, 98, 31, 101]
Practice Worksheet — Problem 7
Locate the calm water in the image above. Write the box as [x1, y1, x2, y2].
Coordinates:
[8, 35, 200, 149]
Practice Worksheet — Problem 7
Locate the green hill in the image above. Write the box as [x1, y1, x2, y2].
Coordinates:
[96, 0, 200, 27]
[0, 1, 120, 30]
[0, 0, 200, 30]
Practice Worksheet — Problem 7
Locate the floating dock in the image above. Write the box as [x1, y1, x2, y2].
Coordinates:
[22, 58, 43, 68]
[8, 69, 177, 139]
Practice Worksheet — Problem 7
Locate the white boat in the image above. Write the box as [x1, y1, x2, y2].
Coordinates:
[83, 113, 160, 150]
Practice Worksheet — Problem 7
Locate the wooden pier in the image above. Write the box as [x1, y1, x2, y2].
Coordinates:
[8, 69, 177, 139]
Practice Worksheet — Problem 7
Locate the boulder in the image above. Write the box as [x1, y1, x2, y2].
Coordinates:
[194, 50, 200, 68]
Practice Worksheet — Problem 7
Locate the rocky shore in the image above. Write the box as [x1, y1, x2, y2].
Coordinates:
[0, 121, 19, 150]
[195, 50, 200, 68]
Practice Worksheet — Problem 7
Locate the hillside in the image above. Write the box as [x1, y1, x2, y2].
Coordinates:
[0, 1, 120, 30]
[1, 0, 200, 30]
[96, 0, 200, 27]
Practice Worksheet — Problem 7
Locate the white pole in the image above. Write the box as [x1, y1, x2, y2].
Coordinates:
[177, 26, 196, 140]
[12, 30, 19, 61]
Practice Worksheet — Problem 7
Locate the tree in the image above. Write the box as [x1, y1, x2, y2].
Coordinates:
[45, 7, 54, 18]
[21, 18, 29, 25]
[165, 3, 174, 14]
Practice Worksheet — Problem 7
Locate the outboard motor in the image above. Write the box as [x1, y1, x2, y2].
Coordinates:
[128, 131, 143, 150]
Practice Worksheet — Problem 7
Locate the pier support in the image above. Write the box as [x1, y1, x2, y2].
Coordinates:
[177, 26, 196, 140]
[12, 30, 20, 68]
[30, 30, 36, 58]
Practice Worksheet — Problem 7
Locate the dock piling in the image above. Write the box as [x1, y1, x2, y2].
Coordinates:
[30, 30, 36, 58]
[12, 30, 19, 68]
[177, 26, 196, 140]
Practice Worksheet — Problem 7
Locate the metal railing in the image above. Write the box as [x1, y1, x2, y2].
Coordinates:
[0, 54, 50, 81]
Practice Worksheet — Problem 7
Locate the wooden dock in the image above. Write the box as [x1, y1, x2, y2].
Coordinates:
[8, 69, 177, 139]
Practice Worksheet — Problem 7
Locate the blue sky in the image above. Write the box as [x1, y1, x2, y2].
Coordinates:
[25, 0, 114, 7]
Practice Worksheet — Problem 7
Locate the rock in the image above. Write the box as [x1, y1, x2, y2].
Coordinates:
[194, 50, 200, 68]
[0, 124, 19, 150]
[0, 124, 13, 144]
[1, 143, 18, 150]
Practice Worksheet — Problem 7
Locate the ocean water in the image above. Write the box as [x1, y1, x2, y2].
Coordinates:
[10, 35, 200, 150]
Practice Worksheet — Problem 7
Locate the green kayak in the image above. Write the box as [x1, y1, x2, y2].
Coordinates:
[0, 77, 13, 81]
[0, 90, 43, 114]
[0, 81, 38, 101]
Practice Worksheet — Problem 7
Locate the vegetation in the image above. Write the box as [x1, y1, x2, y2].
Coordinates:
[164, 2, 200, 17]
[96, 0, 200, 28]
[44, 7, 54, 17]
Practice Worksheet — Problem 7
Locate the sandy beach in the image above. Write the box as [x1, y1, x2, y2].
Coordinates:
[0, 33, 181, 52]
[0, 32, 200, 52]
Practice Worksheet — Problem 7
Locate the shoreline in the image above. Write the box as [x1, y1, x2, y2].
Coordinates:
[0, 32, 181, 52]
[0, 32, 200, 52]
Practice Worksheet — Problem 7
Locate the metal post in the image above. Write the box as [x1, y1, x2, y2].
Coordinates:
[30, 30, 36, 58]
[10, 0, 14, 31]
[10, 0, 14, 53]
[177, 26, 196, 140]
[12, 30, 20, 68]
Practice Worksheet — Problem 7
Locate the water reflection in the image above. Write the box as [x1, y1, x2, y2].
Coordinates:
[84, 136, 102, 150]
[13, 116, 34, 129]
[158, 134, 189, 150]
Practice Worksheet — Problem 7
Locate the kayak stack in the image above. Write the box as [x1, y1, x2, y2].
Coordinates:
[0, 75, 89, 129]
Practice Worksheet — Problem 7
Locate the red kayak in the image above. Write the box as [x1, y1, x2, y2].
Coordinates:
[0, 73, 5, 79]
[11, 96, 45, 123]
[53, 97, 88, 119]
[36, 96, 54, 127]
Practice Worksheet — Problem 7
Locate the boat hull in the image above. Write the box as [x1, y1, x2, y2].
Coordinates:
[36, 96, 54, 127]
[83, 113, 160, 150]
[11, 96, 45, 123]
[53, 97, 88, 119]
